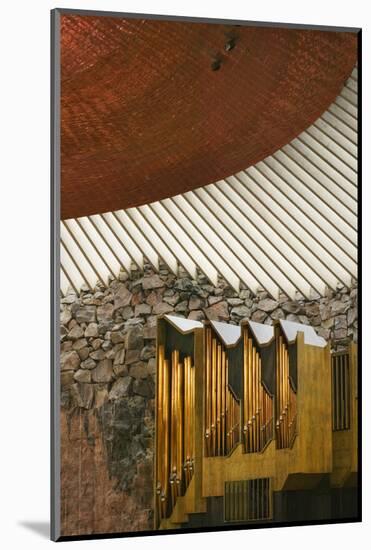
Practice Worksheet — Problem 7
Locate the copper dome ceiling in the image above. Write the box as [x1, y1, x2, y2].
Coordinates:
[60, 15, 357, 220]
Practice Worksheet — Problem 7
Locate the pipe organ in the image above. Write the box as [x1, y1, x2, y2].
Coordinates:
[274, 326, 297, 450]
[242, 324, 274, 454]
[155, 315, 358, 530]
[204, 325, 240, 457]
[156, 333, 196, 523]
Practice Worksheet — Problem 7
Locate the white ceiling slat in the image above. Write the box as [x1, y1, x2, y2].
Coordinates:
[153, 203, 230, 288]
[102, 212, 144, 269]
[60, 67, 358, 297]
[61, 222, 99, 289]
[328, 103, 357, 132]
[89, 214, 132, 273]
[210, 177, 324, 296]
[114, 210, 159, 271]
[252, 164, 357, 269]
[60, 241, 87, 293]
[207, 181, 309, 298]
[196, 188, 280, 298]
[321, 110, 357, 145]
[247, 161, 357, 266]
[340, 86, 357, 107]
[306, 125, 357, 173]
[296, 132, 357, 186]
[278, 143, 357, 215]
[246, 167, 357, 274]
[126, 208, 179, 276]
[64, 218, 112, 285]
[271, 149, 357, 231]
[314, 117, 357, 159]
[345, 78, 357, 94]
[231, 171, 351, 289]
[137, 204, 200, 280]
[286, 141, 357, 211]
[147, 202, 218, 285]
[60, 267, 72, 296]
[162, 196, 255, 294]
[270, 150, 358, 233]
[335, 95, 357, 119]
[169, 194, 276, 295]
[77, 217, 122, 278]
[185, 190, 266, 295]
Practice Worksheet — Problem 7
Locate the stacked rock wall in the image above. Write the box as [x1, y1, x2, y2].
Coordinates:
[60, 263, 357, 536]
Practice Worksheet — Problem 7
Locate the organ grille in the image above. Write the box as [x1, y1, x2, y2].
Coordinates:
[275, 335, 297, 449]
[156, 345, 195, 522]
[242, 328, 274, 453]
[205, 327, 241, 457]
[332, 352, 350, 431]
[224, 478, 272, 522]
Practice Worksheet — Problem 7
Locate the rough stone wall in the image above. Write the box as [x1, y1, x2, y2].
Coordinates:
[60, 263, 358, 536]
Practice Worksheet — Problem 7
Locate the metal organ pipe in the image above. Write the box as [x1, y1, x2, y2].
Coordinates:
[242, 328, 274, 453]
[275, 332, 297, 449]
[204, 329, 241, 457]
[155, 345, 195, 523]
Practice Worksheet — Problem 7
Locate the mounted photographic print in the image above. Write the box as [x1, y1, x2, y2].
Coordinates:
[51, 8, 361, 541]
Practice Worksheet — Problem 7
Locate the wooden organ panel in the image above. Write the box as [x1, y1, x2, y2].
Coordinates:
[204, 326, 241, 457]
[275, 329, 297, 449]
[330, 343, 357, 489]
[242, 326, 273, 453]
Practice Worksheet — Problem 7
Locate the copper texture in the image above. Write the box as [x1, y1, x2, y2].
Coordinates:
[61, 15, 357, 219]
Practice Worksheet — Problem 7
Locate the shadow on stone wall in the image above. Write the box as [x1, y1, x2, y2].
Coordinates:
[60, 408, 153, 536]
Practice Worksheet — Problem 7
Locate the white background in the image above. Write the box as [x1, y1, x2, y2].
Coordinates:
[0, 0, 368, 548]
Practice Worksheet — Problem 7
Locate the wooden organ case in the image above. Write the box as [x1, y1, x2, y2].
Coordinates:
[155, 315, 358, 529]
